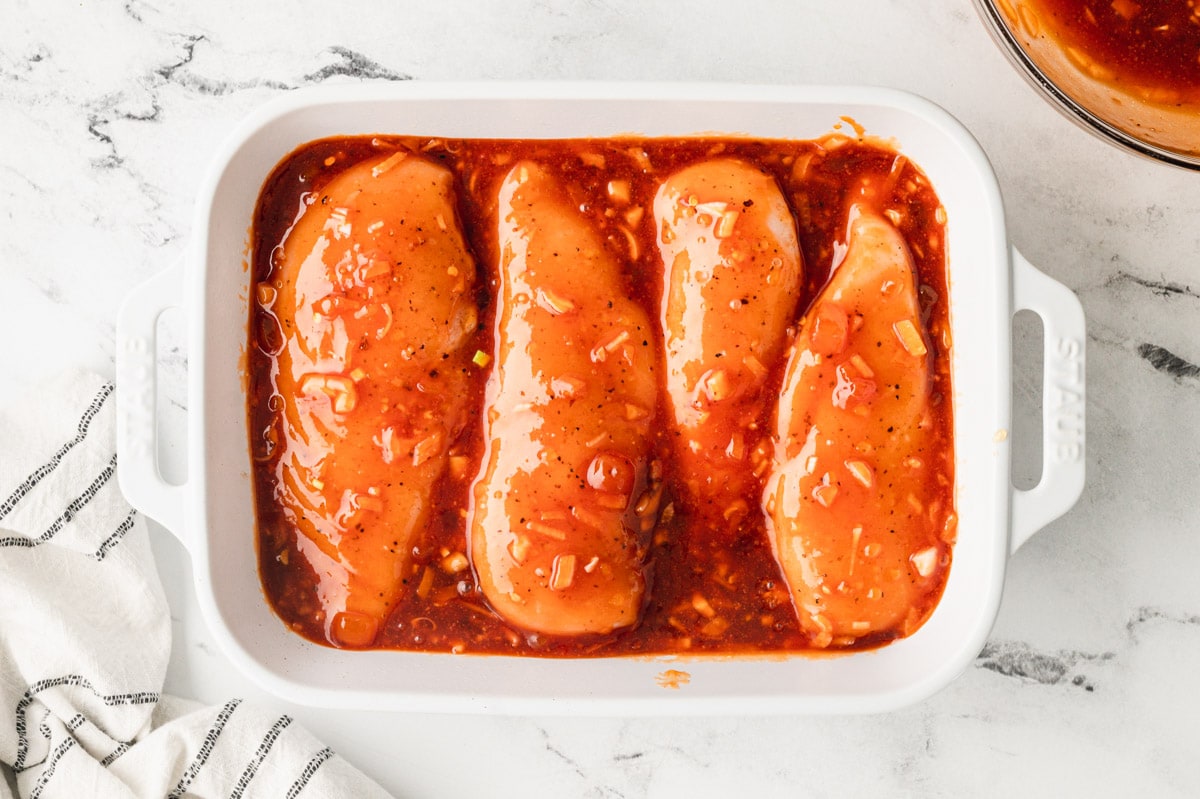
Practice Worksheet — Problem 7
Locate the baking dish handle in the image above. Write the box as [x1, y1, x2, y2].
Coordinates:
[1009, 248, 1086, 553]
[116, 260, 190, 547]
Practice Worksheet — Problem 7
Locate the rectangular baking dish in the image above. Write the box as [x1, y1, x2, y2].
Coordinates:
[115, 83, 1086, 714]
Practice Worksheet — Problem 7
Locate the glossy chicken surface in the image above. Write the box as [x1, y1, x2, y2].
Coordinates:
[655, 159, 804, 526]
[469, 162, 661, 637]
[763, 207, 952, 648]
[268, 151, 479, 648]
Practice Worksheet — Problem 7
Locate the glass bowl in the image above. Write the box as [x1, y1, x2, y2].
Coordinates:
[972, 0, 1200, 171]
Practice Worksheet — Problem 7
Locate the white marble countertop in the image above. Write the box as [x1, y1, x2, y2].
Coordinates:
[4, 1, 1199, 796]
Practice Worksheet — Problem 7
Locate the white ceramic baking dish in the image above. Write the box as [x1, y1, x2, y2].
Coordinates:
[115, 83, 1086, 714]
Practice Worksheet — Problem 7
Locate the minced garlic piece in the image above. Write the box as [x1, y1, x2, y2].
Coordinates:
[894, 319, 928, 357]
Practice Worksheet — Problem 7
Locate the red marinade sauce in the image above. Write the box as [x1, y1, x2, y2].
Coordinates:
[247, 134, 955, 656]
[1030, 0, 1200, 101]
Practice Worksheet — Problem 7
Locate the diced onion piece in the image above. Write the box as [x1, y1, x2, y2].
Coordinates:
[256, 284, 276, 306]
[743, 354, 767, 379]
[813, 481, 838, 508]
[884, 208, 903, 226]
[848, 353, 874, 378]
[618, 225, 640, 261]
[845, 459, 874, 488]
[415, 567, 435, 600]
[624, 206, 644, 227]
[472, 350, 491, 368]
[583, 556, 600, 574]
[726, 433, 745, 460]
[603, 329, 631, 353]
[624, 403, 650, 421]
[440, 552, 469, 574]
[714, 209, 740, 239]
[551, 375, 585, 398]
[701, 369, 732, 403]
[695, 201, 728, 217]
[572, 505, 606, 531]
[371, 150, 408, 177]
[848, 525, 863, 576]
[579, 152, 605, 168]
[634, 486, 661, 516]
[528, 521, 567, 541]
[356, 495, 383, 514]
[375, 303, 393, 340]
[894, 319, 928, 357]
[606, 180, 631, 203]
[299, 374, 325, 396]
[910, 546, 938, 578]
[508, 535, 531, 565]
[361, 259, 391, 281]
[550, 554, 576, 591]
[811, 305, 848, 355]
[301, 373, 358, 413]
[723, 499, 749, 521]
[537, 287, 577, 315]
[591, 329, 631, 362]
[692, 593, 716, 619]
[412, 431, 444, 467]
[1111, 0, 1140, 20]
[594, 492, 628, 510]
[809, 613, 834, 648]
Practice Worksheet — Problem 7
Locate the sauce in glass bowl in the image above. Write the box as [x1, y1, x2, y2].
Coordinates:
[1030, 0, 1200, 104]
[980, 0, 1200, 166]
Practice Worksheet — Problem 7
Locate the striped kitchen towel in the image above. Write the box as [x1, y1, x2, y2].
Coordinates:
[0, 370, 392, 799]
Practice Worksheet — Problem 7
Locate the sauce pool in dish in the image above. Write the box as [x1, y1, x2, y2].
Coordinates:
[247, 133, 956, 655]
